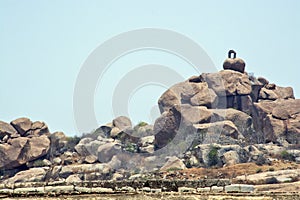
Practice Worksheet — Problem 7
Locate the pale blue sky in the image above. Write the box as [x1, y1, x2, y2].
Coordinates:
[1, 0, 299, 136]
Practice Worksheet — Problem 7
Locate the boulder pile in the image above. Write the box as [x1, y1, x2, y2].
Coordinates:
[0, 118, 50, 170]
[1, 51, 300, 186]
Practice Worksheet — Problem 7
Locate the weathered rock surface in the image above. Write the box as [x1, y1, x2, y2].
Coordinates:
[58, 163, 111, 180]
[180, 105, 213, 124]
[31, 121, 50, 136]
[154, 105, 196, 149]
[153, 106, 182, 149]
[10, 117, 32, 136]
[259, 86, 294, 100]
[252, 99, 300, 143]
[49, 131, 68, 158]
[158, 82, 208, 113]
[160, 156, 186, 171]
[97, 142, 122, 163]
[225, 184, 254, 193]
[0, 121, 18, 139]
[112, 116, 132, 131]
[193, 120, 241, 144]
[235, 169, 300, 184]
[211, 108, 252, 137]
[221, 150, 240, 166]
[200, 70, 251, 96]
[189, 83, 218, 108]
[3, 168, 47, 183]
[158, 89, 180, 113]
[0, 135, 50, 169]
[138, 136, 155, 153]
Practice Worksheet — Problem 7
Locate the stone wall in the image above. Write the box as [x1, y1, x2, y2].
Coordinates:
[0, 179, 233, 196]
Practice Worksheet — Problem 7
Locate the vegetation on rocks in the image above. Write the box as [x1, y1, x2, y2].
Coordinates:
[280, 150, 296, 162]
[207, 145, 220, 167]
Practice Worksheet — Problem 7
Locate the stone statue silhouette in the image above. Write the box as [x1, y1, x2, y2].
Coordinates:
[228, 49, 236, 59]
[223, 50, 245, 73]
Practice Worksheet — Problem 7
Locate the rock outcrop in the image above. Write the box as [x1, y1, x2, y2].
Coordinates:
[0, 118, 51, 170]
[1, 51, 299, 186]
[157, 69, 298, 146]
[252, 99, 300, 144]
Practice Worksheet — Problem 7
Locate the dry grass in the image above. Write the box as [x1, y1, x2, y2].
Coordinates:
[255, 181, 300, 192]
[162, 160, 300, 180]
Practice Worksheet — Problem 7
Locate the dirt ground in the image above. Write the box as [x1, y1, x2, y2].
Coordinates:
[158, 160, 300, 193]
[255, 180, 300, 192]
[162, 160, 300, 181]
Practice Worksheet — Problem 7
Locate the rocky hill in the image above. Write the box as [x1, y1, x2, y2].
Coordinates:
[0, 50, 299, 186]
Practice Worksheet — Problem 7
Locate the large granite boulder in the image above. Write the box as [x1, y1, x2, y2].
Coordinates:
[200, 70, 251, 97]
[235, 169, 300, 185]
[58, 163, 111, 180]
[49, 131, 68, 157]
[160, 156, 186, 171]
[75, 136, 117, 163]
[154, 105, 196, 149]
[153, 106, 182, 149]
[97, 142, 122, 163]
[0, 121, 18, 140]
[3, 167, 47, 183]
[158, 89, 180, 113]
[10, 117, 32, 136]
[0, 135, 50, 169]
[179, 104, 213, 124]
[112, 116, 132, 131]
[0, 137, 28, 169]
[193, 120, 242, 145]
[190, 87, 217, 108]
[211, 108, 252, 137]
[286, 114, 300, 144]
[259, 85, 294, 101]
[221, 150, 240, 166]
[30, 121, 50, 136]
[158, 81, 216, 113]
[252, 99, 300, 144]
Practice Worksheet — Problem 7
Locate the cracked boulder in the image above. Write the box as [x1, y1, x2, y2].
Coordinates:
[0, 121, 18, 140]
[0, 135, 50, 170]
[10, 117, 32, 136]
[252, 99, 300, 144]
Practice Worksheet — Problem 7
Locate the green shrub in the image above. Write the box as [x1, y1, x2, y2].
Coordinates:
[137, 121, 148, 127]
[125, 143, 138, 153]
[280, 150, 295, 161]
[133, 121, 149, 131]
[207, 145, 220, 167]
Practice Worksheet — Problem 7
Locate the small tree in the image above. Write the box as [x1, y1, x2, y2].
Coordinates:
[207, 145, 220, 167]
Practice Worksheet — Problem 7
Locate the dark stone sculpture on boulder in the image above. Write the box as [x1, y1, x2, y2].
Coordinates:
[223, 50, 246, 73]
